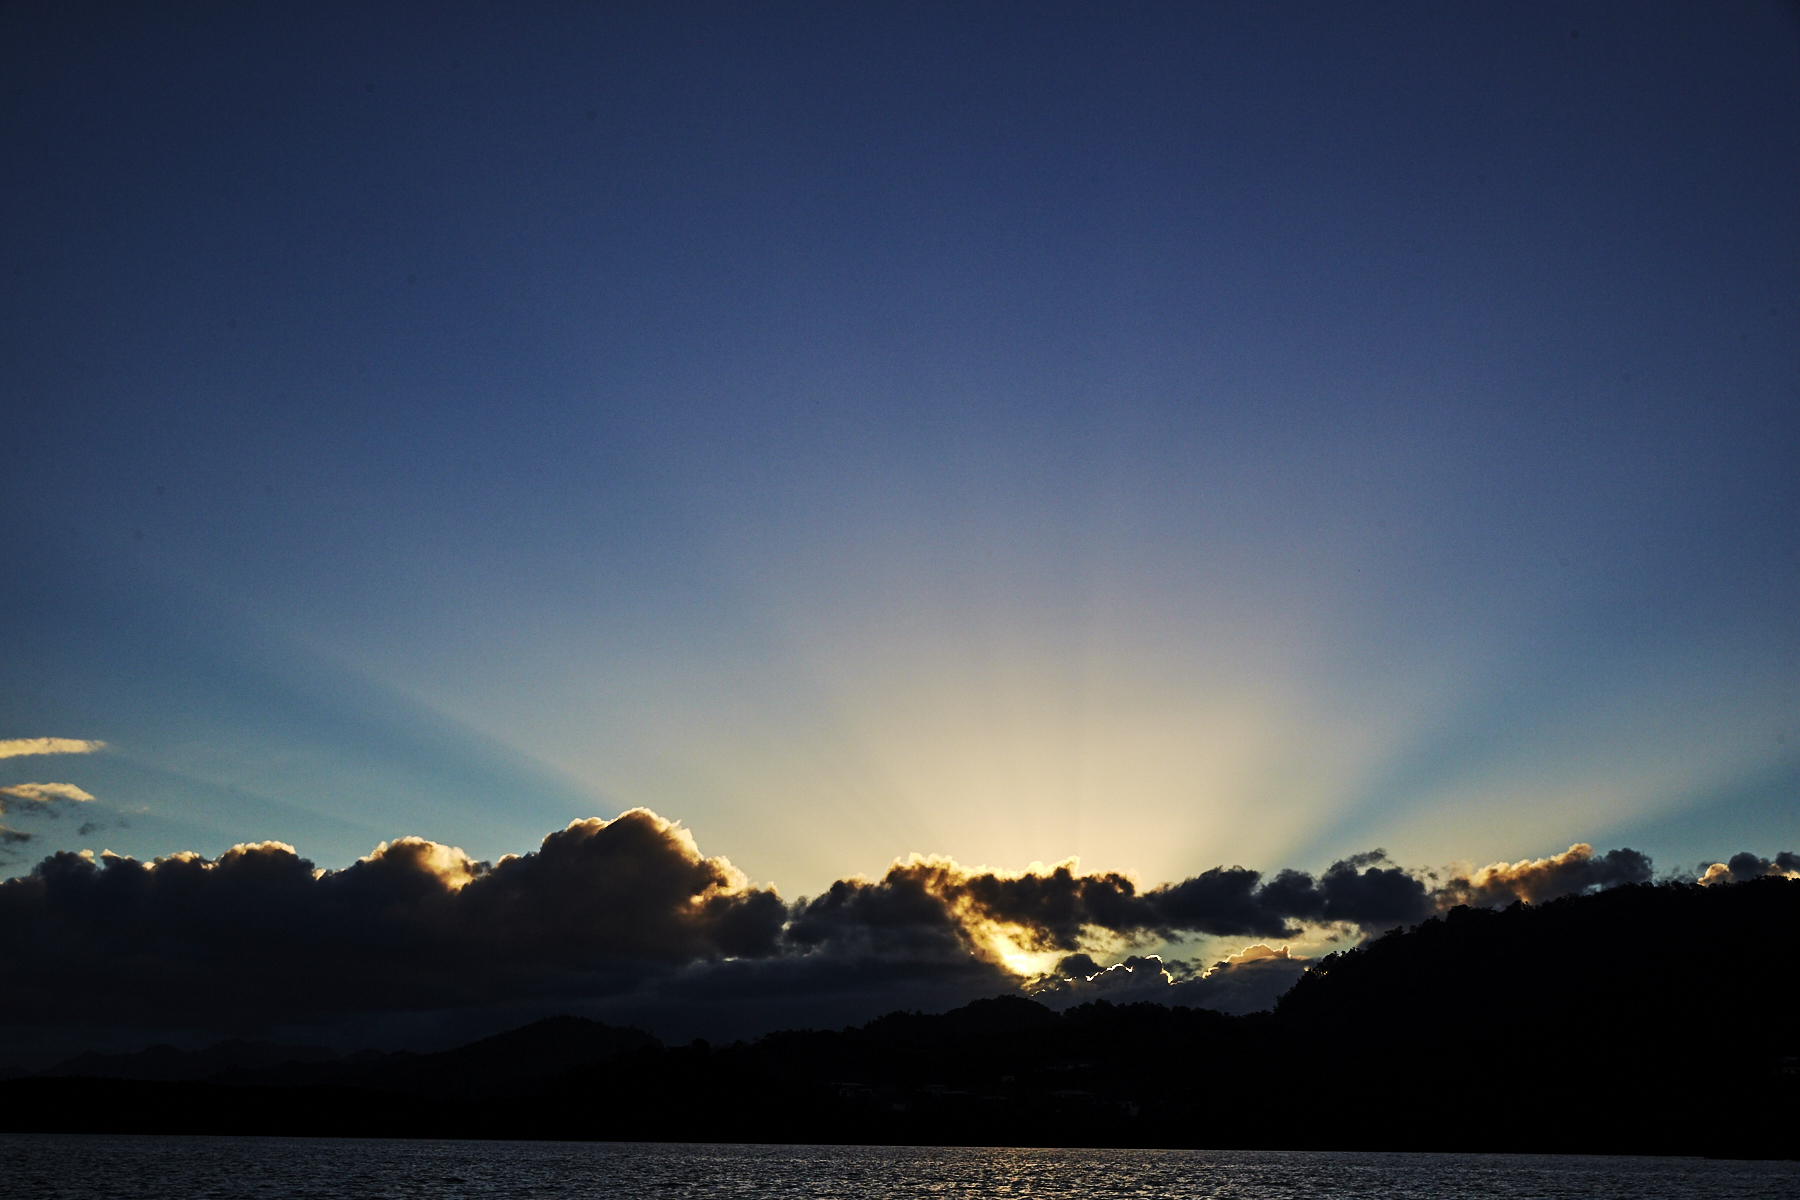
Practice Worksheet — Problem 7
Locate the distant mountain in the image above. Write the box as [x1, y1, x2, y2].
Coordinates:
[3, 878, 1794, 1157]
[38, 1016, 660, 1101]
[43, 1039, 339, 1082]
[216, 1015, 660, 1098]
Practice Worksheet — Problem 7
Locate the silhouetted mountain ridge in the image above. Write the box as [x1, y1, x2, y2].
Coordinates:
[37, 1015, 661, 1100]
[43, 1039, 339, 1082]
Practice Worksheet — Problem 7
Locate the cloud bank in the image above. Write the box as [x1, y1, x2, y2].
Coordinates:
[0, 810, 1768, 1047]
[0, 810, 783, 1029]
[786, 841, 1654, 959]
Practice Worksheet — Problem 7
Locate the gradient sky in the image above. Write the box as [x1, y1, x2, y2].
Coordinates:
[2, 2, 1796, 902]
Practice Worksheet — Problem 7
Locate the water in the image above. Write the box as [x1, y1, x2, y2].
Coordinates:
[2, 1135, 1795, 1198]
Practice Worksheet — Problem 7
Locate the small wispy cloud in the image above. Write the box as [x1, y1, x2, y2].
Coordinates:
[0, 779, 105, 854]
[0, 738, 107, 759]
[0, 782, 97, 804]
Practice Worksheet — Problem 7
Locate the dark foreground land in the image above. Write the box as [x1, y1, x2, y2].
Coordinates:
[3, 878, 1795, 1158]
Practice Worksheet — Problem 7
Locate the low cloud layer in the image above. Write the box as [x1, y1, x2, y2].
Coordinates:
[1029, 945, 1310, 1016]
[0, 738, 106, 759]
[789, 841, 1654, 959]
[0, 810, 783, 1029]
[0, 810, 1775, 1050]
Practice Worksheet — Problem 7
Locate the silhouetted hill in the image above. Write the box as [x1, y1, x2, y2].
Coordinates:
[1265, 876, 1799, 1156]
[1277, 875, 1798, 1069]
[36, 1015, 661, 1101]
[2, 879, 1794, 1156]
[223, 1015, 662, 1099]
[43, 1039, 339, 1082]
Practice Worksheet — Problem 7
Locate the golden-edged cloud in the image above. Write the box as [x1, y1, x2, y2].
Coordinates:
[358, 836, 482, 890]
[1025, 944, 1312, 1016]
[0, 782, 96, 804]
[1221, 942, 1290, 968]
[0, 737, 106, 759]
[1698, 851, 1800, 885]
[1437, 843, 1651, 907]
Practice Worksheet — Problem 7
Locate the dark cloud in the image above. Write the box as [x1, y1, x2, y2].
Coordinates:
[1175, 950, 1309, 1015]
[1030, 954, 1190, 1008]
[1248, 851, 1436, 932]
[788, 857, 1159, 954]
[1054, 952, 1101, 978]
[784, 863, 982, 958]
[0, 810, 784, 1028]
[1141, 865, 1290, 937]
[1698, 850, 1800, 886]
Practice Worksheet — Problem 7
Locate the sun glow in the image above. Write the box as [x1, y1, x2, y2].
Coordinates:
[991, 936, 1067, 980]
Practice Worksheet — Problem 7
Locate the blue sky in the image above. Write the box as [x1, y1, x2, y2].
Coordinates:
[2, 2, 1795, 899]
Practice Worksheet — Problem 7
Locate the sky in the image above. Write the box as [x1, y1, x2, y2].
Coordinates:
[1, 3, 1798, 1050]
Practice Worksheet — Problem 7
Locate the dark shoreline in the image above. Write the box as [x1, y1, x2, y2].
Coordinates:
[4, 1072, 1794, 1161]
[0, 1123, 1793, 1167]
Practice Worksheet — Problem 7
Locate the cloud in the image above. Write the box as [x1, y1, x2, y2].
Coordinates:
[0, 782, 97, 806]
[1028, 944, 1311, 1016]
[1174, 947, 1311, 1015]
[1436, 843, 1655, 907]
[0, 783, 99, 862]
[1221, 942, 1289, 967]
[1030, 954, 1192, 1006]
[0, 809, 785, 1028]
[784, 848, 1442, 962]
[784, 856, 1156, 961]
[1697, 851, 1800, 886]
[1139, 864, 1295, 937]
[1251, 851, 1437, 932]
[0, 738, 106, 759]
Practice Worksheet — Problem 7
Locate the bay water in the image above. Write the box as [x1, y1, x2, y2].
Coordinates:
[3, 1134, 1795, 1198]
